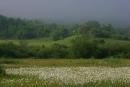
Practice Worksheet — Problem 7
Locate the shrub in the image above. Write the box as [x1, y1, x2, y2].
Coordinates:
[0, 65, 6, 76]
[37, 43, 68, 58]
[0, 42, 30, 58]
[70, 36, 98, 58]
[50, 43, 69, 58]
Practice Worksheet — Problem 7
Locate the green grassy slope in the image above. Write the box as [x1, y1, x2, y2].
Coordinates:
[0, 35, 130, 47]
[0, 36, 76, 47]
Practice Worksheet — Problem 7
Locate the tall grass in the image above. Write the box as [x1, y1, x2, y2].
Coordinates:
[0, 75, 129, 87]
[1, 59, 130, 68]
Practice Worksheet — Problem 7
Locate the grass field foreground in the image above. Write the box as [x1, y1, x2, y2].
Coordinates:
[0, 59, 130, 67]
[1, 59, 130, 87]
[0, 75, 130, 87]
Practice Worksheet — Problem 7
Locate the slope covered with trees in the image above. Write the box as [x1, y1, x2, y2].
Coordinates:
[0, 15, 70, 40]
[0, 15, 129, 40]
[0, 15, 130, 59]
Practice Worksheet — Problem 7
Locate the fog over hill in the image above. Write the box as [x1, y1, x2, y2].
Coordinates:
[0, 0, 130, 26]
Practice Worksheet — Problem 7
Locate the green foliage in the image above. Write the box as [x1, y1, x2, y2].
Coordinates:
[49, 43, 68, 58]
[36, 43, 68, 58]
[0, 65, 5, 76]
[51, 28, 69, 40]
[70, 36, 98, 58]
[0, 15, 129, 40]
[0, 15, 70, 39]
[0, 37, 130, 58]
[0, 42, 30, 58]
[73, 21, 129, 40]
[70, 36, 130, 58]
[0, 15, 130, 58]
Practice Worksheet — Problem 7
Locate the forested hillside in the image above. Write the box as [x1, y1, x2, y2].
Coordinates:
[0, 15, 130, 59]
[0, 15, 129, 40]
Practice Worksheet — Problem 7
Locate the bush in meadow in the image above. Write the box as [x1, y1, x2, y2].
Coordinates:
[0, 65, 6, 76]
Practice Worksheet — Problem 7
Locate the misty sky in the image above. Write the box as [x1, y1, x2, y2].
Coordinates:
[0, 0, 130, 26]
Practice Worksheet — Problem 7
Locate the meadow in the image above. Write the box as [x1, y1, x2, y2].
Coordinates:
[1, 59, 130, 87]
[1, 59, 130, 67]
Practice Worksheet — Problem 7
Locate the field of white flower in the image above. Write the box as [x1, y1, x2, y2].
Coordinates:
[4, 67, 130, 84]
[1, 59, 130, 87]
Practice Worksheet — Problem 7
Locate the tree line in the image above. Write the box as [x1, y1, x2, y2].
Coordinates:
[0, 36, 130, 59]
[0, 15, 129, 40]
